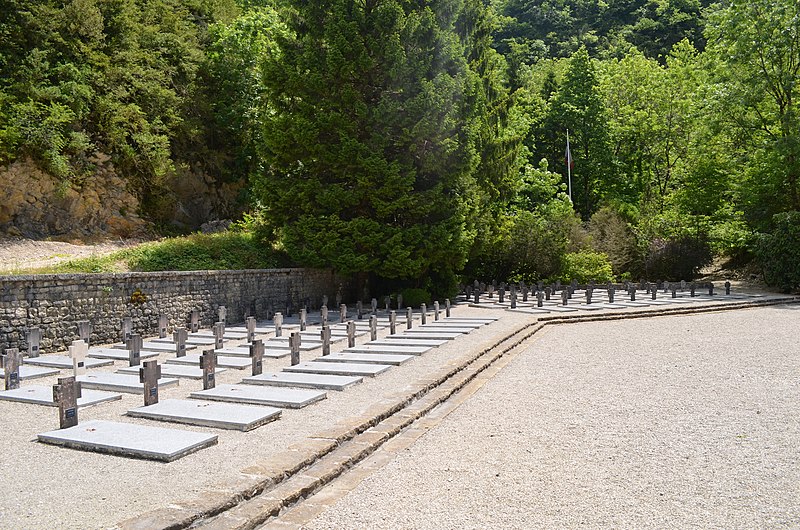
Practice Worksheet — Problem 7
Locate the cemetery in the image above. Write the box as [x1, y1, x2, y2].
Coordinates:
[0, 276, 796, 528]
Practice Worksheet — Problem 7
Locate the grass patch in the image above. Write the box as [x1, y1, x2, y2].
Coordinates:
[4, 232, 293, 275]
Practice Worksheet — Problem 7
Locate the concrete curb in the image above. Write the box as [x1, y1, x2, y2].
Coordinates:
[119, 296, 799, 529]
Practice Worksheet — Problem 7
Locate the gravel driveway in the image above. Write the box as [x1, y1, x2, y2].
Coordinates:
[303, 305, 800, 529]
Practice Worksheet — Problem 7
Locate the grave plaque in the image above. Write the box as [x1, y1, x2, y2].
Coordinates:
[218, 306, 227, 325]
[537, 290, 544, 308]
[356, 301, 363, 320]
[371, 298, 378, 314]
[369, 315, 378, 341]
[158, 315, 169, 339]
[708, 282, 714, 296]
[321, 305, 328, 326]
[53, 376, 80, 429]
[406, 307, 413, 330]
[77, 320, 92, 344]
[290, 332, 301, 366]
[725, 281, 731, 295]
[321, 326, 332, 356]
[389, 311, 397, 335]
[174, 328, 188, 357]
[274, 312, 284, 338]
[213, 322, 225, 350]
[139, 360, 161, 406]
[246, 316, 257, 341]
[69, 340, 89, 377]
[420, 303, 427, 325]
[445, 299, 451, 318]
[27, 327, 41, 358]
[126, 333, 143, 367]
[299, 309, 307, 332]
[200, 350, 217, 390]
[347, 321, 356, 348]
[340, 304, 347, 323]
[560, 289, 568, 306]
[3, 348, 21, 390]
[121, 317, 133, 342]
[190, 310, 200, 333]
[434, 301, 440, 320]
[250, 339, 264, 376]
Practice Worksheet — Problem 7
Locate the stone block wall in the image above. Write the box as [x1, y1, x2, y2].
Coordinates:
[0, 269, 356, 354]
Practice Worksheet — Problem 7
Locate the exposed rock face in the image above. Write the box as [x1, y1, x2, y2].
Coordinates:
[0, 155, 148, 239]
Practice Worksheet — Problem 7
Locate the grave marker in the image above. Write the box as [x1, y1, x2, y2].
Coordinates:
[708, 282, 714, 296]
[200, 350, 216, 390]
[510, 291, 517, 309]
[537, 290, 545, 308]
[690, 283, 696, 297]
[321, 326, 332, 356]
[389, 311, 397, 335]
[126, 333, 142, 367]
[671, 285, 677, 298]
[371, 298, 378, 314]
[3, 348, 21, 390]
[274, 312, 284, 338]
[397, 294, 404, 311]
[356, 301, 363, 320]
[406, 307, 413, 329]
[321, 305, 328, 326]
[651, 287, 657, 300]
[545, 286, 552, 301]
[608, 287, 615, 303]
[522, 286, 529, 302]
[190, 310, 200, 333]
[420, 303, 427, 325]
[347, 321, 356, 348]
[139, 360, 161, 406]
[586, 289, 593, 305]
[213, 322, 225, 350]
[218, 306, 227, 325]
[158, 315, 169, 338]
[27, 327, 41, 358]
[629, 287, 636, 301]
[340, 304, 347, 323]
[77, 320, 92, 344]
[487, 285, 494, 298]
[53, 376, 80, 429]
[445, 299, 451, 318]
[725, 281, 731, 295]
[174, 328, 188, 357]
[250, 339, 264, 376]
[69, 340, 88, 377]
[246, 316, 257, 342]
[561, 289, 568, 306]
[474, 290, 480, 304]
[299, 309, 307, 332]
[290, 332, 301, 366]
[335, 291, 342, 308]
[384, 296, 391, 311]
[121, 317, 133, 342]
[434, 301, 440, 320]
[498, 288, 505, 304]
[369, 315, 377, 341]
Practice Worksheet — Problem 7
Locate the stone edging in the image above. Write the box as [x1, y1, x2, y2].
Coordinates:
[119, 296, 799, 530]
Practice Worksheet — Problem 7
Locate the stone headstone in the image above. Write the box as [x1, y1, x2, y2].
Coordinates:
[299, 309, 307, 332]
[630, 287, 636, 301]
[586, 289, 593, 305]
[406, 307, 413, 330]
[158, 315, 169, 339]
[690, 282, 696, 297]
[389, 311, 397, 335]
[321, 326, 332, 356]
[335, 291, 342, 308]
[27, 327, 41, 358]
[708, 282, 714, 296]
[371, 298, 378, 314]
[369, 315, 378, 341]
[250, 339, 264, 376]
[274, 312, 283, 338]
[356, 300, 363, 320]
[217, 306, 227, 325]
[347, 321, 356, 348]
[522, 286, 529, 302]
[498, 288, 505, 304]
[397, 294, 404, 311]
[433, 301, 440, 320]
[561, 289, 568, 306]
[445, 299, 451, 318]
[384, 296, 391, 311]
[126, 333, 143, 367]
[246, 316, 257, 342]
[3, 348, 22, 390]
[200, 350, 216, 390]
[545, 287, 551, 301]
[53, 376, 80, 429]
[290, 332, 301, 366]
[510, 291, 517, 309]
[725, 281, 731, 295]
[487, 285, 494, 298]
[69, 340, 89, 377]
[671, 285, 677, 298]
[213, 322, 225, 350]
[139, 360, 161, 406]
[651, 287, 657, 300]
[121, 317, 133, 343]
[420, 303, 427, 325]
[77, 320, 92, 344]
[537, 290, 544, 308]
[190, 310, 200, 333]
[322, 294, 329, 308]
[340, 304, 347, 323]
[174, 328, 188, 357]
[474, 290, 480, 304]
[321, 305, 328, 326]
[608, 287, 615, 303]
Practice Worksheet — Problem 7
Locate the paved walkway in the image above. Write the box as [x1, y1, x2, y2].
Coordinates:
[294, 305, 800, 529]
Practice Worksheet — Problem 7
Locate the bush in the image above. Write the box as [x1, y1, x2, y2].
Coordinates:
[560, 250, 614, 283]
[644, 235, 712, 280]
[399, 288, 431, 308]
[753, 211, 800, 292]
[588, 207, 641, 275]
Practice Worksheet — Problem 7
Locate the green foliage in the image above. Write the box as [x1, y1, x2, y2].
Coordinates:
[399, 288, 431, 308]
[560, 250, 614, 283]
[753, 212, 800, 292]
[587, 207, 642, 275]
[644, 235, 712, 280]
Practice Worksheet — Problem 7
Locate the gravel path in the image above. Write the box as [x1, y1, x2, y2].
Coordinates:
[303, 305, 800, 529]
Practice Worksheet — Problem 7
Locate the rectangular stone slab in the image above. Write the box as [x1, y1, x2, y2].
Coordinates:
[421, 322, 483, 329]
[24, 356, 113, 369]
[575, 304, 604, 311]
[241, 372, 362, 391]
[315, 353, 413, 366]
[126, 399, 280, 431]
[511, 308, 553, 315]
[542, 306, 580, 312]
[166, 354, 251, 370]
[345, 344, 431, 356]
[370, 338, 447, 347]
[0, 385, 122, 408]
[411, 326, 474, 333]
[226, 326, 274, 335]
[116, 364, 227, 380]
[298, 332, 346, 343]
[190, 384, 326, 409]
[1, 365, 60, 380]
[284, 361, 392, 378]
[192, 330, 248, 340]
[610, 301, 652, 307]
[267, 337, 320, 351]
[215, 346, 290, 359]
[88, 348, 159, 361]
[38, 420, 217, 462]
[141, 342, 198, 353]
[397, 331, 462, 340]
[441, 317, 497, 323]
[77, 373, 179, 394]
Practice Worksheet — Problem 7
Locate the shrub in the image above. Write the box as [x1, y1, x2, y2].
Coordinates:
[560, 250, 614, 283]
[753, 211, 800, 292]
[644, 235, 712, 281]
[399, 288, 431, 308]
[588, 207, 642, 275]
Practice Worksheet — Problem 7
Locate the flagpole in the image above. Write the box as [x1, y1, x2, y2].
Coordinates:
[566, 129, 573, 202]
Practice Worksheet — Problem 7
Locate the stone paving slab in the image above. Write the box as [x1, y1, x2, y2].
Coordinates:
[407, 326, 474, 333]
[126, 399, 281, 431]
[421, 322, 483, 329]
[88, 348, 159, 361]
[215, 346, 290, 359]
[315, 352, 414, 366]
[267, 337, 322, 351]
[112, 342, 198, 353]
[397, 331, 462, 340]
[344, 344, 431, 356]
[284, 362, 392, 378]
[299, 332, 346, 343]
[165, 354, 251, 370]
[193, 331, 248, 340]
[227, 326, 274, 335]
[116, 364, 228, 380]
[24, 356, 114, 370]
[37, 420, 218, 462]
[0, 385, 122, 407]
[1, 365, 60, 380]
[370, 338, 447, 347]
[77, 373, 179, 394]
[240, 372, 362, 391]
[510, 308, 554, 315]
[190, 384, 326, 409]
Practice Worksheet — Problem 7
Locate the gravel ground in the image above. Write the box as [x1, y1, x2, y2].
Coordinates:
[304, 304, 800, 529]
[0, 237, 141, 272]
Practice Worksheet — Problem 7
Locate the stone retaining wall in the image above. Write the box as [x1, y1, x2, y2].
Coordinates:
[0, 269, 356, 354]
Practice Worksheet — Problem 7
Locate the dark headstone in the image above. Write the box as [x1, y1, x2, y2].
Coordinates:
[608, 287, 615, 303]
[126, 333, 142, 367]
[545, 287, 551, 301]
[250, 339, 264, 376]
[671, 285, 677, 298]
[498, 288, 505, 304]
[321, 326, 331, 356]
[708, 282, 714, 296]
[510, 291, 517, 309]
[290, 332, 301, 365]
[420, 303, 427, 325]
[3, 348, 22, 390]
[651, 287, 657, 300]
[474, 290, 480, 304]
[27, 327, 41, 358]
[389, 311, 397, 335]
[174, 328, 188, 357]
[406, 307, 413, 330]
[522, 286, 529, 302]
[560, 289, 568, 306]
[445, 299, 451, 318]
[586, 289, 593, 305]
[434, 301, 441, 321]
[537, 290, 544, 308]
[139, 360, 161, 406]
[690, 283, 696, 297]
[630, 287, 636, 301]
[200, 350, 217, 390]
[725, 281, 731, 295]
[53, 376, 80, 429]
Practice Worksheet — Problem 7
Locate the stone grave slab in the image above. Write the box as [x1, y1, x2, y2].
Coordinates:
[511, 308, 553, 315]
[284, 361, 392, 378]
[370, 338, 447, 347]
[190, 384, 326, 409]
[599, 303, 629, 309]
[443, 317, 498, 322]
[117, 364, 227, 380]
[345, 344, 431, 356]
[267, 337, 321, 351]
[611, 301, 652, 308]
[24, 356, 113, 370]
[575, 304, 605, 311]
[543, 306, 580, 312]
[1, 365, 60, 380]
[227, 326, 274, 335]
[398, 330, 462, 340]
[88, 348, 158, 361]
[193, 330, 248, 340]
[420, 323, 483, 330]
[241, 372, 362, 391]
[166, 354, 251, 370]
[215, 346, 290, 359]
[37, 420, 217, 462]
[113, 341, 198, 353]
[0, 385, 122, 407]
[77, 373, 179, 394]
[126, 399, 280, 431]
[316, 352, 413, 366]
[299, 332, 346, 343]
